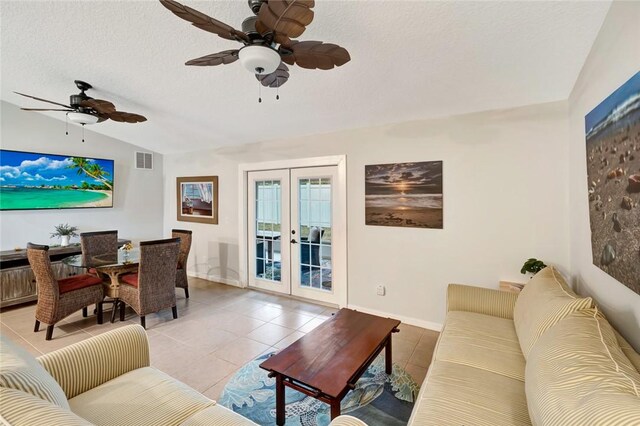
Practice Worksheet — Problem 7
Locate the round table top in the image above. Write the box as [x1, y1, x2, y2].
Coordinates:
[62, 248, 140, 269]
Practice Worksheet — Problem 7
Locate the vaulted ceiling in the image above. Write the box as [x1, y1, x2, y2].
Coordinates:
[1, 1, 611, 154]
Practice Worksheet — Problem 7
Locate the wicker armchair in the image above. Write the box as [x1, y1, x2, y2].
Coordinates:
[118, 238, 180, 329]
[26, 243, 105, 340]
[80, 230, 118, 275]
[172, 229, 192, 298]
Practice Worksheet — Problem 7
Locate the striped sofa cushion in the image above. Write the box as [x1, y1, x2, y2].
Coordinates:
[525, 308, 640, 425]
[513, 266, 593, 358]
[0, 387, 92, 425]
[0, 335, 69, 409]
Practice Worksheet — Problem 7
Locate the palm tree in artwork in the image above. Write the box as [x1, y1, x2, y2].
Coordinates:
[68, 157, 112, 190]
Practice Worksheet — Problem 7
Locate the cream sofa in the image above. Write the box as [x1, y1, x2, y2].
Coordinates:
[407, 266, 640, 425]
[0, 324, 363, 426]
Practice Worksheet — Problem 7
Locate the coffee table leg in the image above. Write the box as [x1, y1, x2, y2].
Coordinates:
[330, 398, 341, 419]
[385, 335, 392, 374]
[276, 374, 285, 426]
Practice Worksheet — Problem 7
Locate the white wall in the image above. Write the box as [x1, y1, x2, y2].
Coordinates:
[0, 101, 164, 249]
[568, 2, 640, 349]
[164, 100, 570, 330]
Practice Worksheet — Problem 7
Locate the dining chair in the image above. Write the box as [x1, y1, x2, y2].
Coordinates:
[26, 243, 105, 340]
[171, 229, 192, 299]
[118, 238, 180, 329]
[80, 230, 118, 275]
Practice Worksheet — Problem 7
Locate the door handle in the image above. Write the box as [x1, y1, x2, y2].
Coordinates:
[290, 239, 298, 244]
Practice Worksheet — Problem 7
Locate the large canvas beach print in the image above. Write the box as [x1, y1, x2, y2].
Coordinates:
[0, 150, 114, 210]
[585, 71, 640, 295]
[366, 161, 443, 229]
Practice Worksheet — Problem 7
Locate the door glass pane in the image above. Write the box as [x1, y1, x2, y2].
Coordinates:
[298, 177, 332, 291]
[255, 180, 281, 282]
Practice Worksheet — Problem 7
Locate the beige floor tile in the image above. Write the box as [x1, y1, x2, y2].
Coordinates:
[289, 301, 327, 316]
[408, 346, 434, 369]
[273, 331, 305, 349]
[215, 313, 267, 335]
[405, 363, 428, 384]
[213, 337, 271, 365]
[270, 311, 315, 329]
[396, 323, 425, 344]
[298, 317, 326, 333]
[392, 337, 417, 365]
[245, 305, 285, 322]
[246, 322, 295, 346]
[416, 329, 440, 350]
[202, 371, 236, 401]
[222, 298, 269, 315]
[170, 353, 239, 393]
[1, 324, 42, 356]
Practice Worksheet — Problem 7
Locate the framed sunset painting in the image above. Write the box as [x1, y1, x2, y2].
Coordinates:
[365, 161, 443, 229]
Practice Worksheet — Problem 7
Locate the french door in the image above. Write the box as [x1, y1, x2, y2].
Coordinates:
[248, 166, 344, 305]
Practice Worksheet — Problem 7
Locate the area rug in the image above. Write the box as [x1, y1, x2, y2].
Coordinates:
[219, 352, 419, 426]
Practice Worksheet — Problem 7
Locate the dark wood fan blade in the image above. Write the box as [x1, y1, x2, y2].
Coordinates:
[105, 111, 147, 123]
[14, 92, 72, 109]
[21, 108, 73, 112]
[256, 0, 314, 38]
[80, 99, 116, 114]
[186, 50, 239, 66]
[159, 0, 249, 43]
[281, 41, 350, 70]
[256, 63, 290, 88]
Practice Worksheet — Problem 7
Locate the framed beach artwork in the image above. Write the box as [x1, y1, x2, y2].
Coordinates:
[365, 161, 443, 229]
[176, 176, 218, 224]
[0, 150, 114, 210]
[585, 71, 640, 295]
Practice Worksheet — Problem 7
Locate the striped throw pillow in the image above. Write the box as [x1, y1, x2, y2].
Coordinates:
[525, 308, 640, 425]
[513, 266, 593, 358]
[0, 335, 69, 409]
[0, 387, 91, 425]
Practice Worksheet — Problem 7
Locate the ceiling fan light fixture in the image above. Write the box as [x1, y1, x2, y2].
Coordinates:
[238, 45, 280, 75]
[67, 112, 99, 125]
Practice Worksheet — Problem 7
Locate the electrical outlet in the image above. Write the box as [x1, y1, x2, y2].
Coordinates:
[376, 285, 386, 296]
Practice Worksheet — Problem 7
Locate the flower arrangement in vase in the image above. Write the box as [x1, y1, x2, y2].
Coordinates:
[50, 224, 79, 247]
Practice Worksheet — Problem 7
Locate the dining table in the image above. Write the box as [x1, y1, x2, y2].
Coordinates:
[62, 249, 140, 322]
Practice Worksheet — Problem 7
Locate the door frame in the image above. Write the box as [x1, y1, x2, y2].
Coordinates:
[238, 155, 348, 307]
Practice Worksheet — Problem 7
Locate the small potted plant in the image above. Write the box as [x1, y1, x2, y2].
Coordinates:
[50, 223, 79, 247]
[521, 258, 547, 275]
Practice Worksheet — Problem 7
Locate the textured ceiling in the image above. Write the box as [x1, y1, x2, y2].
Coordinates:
[1, 1, 610, 154]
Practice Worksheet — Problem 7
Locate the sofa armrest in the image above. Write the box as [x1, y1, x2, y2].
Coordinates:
[37, 324, 150, 399]
[447, 284, 518, 319]
[329, 415, 368, 426]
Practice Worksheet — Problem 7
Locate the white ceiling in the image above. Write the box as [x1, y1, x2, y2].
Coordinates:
[1, 1, 610, 154]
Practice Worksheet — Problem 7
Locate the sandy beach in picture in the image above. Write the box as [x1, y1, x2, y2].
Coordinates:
[365, 161, 443, 229]
[78, 190, 113, 207]
[585, 72, 640, 294]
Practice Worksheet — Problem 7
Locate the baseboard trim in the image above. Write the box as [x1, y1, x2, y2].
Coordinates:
[189, 271, 243, 288]
[347, 304, 443, 332]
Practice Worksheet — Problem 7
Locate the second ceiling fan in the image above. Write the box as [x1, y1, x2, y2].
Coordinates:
[160, 0, 351, 95]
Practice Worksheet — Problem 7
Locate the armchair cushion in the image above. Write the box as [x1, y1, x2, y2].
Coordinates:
[120, 273, 139, 288]
[58, 274, 103, 294]
[513, 266, 593, 358]
[69, 367, 215, 426]
[0, 334, 69, 409]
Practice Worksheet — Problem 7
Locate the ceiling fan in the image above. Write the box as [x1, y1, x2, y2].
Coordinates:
[160, 0, 351, 100]
[15, 80, 147, 141]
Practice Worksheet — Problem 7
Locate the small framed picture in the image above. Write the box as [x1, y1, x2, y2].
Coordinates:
[176, 176, 218, 224]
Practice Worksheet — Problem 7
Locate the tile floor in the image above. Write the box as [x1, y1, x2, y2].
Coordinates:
[0, 277, 439, 400]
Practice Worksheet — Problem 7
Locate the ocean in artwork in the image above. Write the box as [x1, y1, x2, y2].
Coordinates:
[0, 150, 114, 210]
[585, 71, 640, 295]
[365, 161, 443, 229]
[0, 187, 108, 210]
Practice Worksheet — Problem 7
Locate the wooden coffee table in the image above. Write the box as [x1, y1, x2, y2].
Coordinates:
[259, 308, 400, 424]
